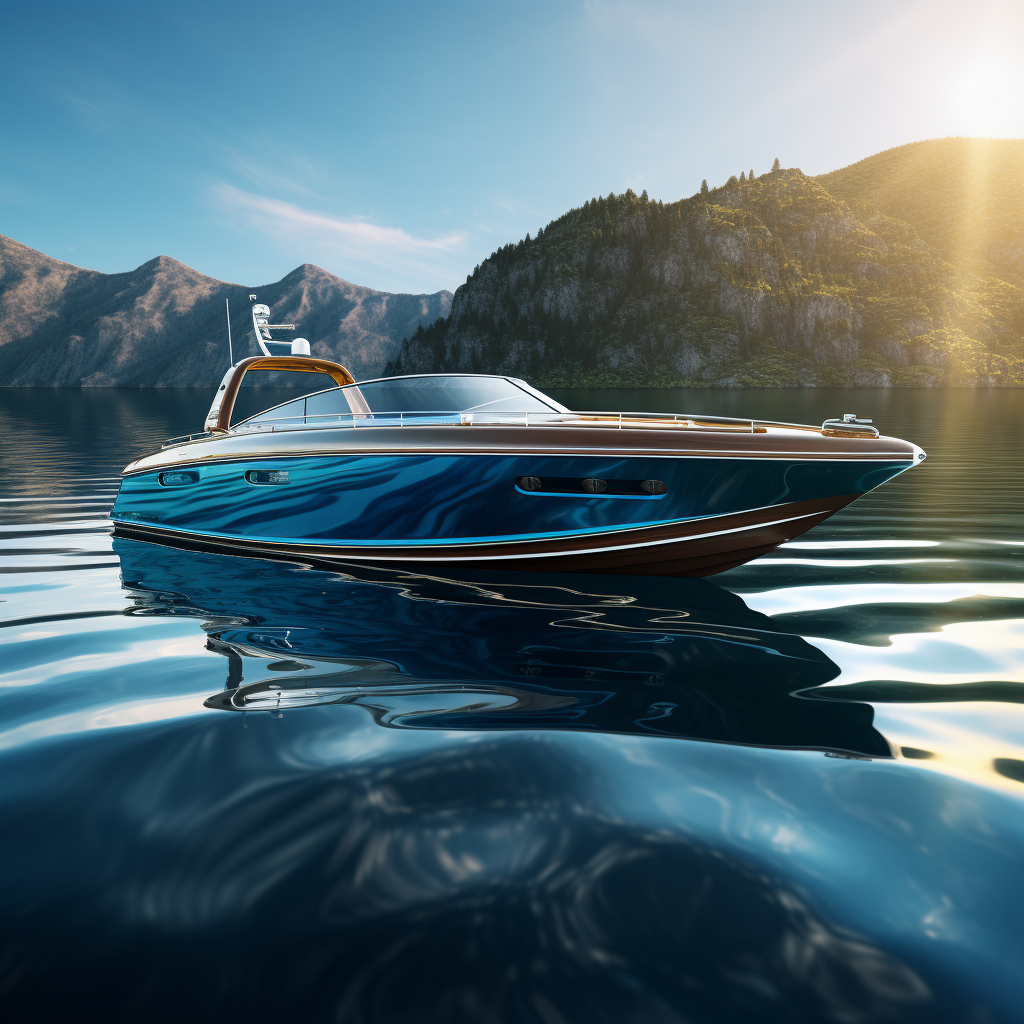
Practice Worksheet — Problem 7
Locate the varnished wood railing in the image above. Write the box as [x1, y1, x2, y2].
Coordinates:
[204, 356, 355, 433]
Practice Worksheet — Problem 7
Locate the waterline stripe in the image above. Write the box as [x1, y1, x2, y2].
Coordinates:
[129, 508, 827, 564]
[114, 493, 830, 549]
[336, 510, 828, 562]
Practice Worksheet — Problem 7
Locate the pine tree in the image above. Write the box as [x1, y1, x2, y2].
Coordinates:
[740, 171, 746, 182]
[749, 168, 754, 181]
[772, 157, 780, 172]
[726, 175, 738, 187]
[700, 179, 708, 195]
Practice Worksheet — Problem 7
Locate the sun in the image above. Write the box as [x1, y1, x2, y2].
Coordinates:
[947, 53, 1024, 136]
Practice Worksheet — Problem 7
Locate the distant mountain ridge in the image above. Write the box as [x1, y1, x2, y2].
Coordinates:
[5, 138, 1022, 389]
[389, 138, 1024, 387]
[0, 236, 452, 386]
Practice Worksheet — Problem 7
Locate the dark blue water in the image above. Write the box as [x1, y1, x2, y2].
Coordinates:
[2, 387, 1023, 1022]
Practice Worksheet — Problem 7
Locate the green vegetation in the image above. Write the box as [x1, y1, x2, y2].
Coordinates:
[389, 140, 1024, 387]
[816, 138, 1024, 283]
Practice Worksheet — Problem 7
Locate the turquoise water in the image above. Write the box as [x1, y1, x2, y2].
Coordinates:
[1, 387, 1023, 1022]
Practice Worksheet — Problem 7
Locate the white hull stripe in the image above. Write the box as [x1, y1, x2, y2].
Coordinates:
[123, 508, 826, 564]
[324, 509, 827, 562]
[126, 446, 917, 475]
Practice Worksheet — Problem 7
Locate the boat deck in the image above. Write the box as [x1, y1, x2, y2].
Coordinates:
[162, 409, 879, 449]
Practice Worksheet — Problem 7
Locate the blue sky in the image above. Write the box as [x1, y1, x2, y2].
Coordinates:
[2, 0, 1022, 294]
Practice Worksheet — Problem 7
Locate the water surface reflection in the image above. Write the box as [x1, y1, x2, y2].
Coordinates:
[2, 388, 1024, 1022]
[117, 539, 892, 757]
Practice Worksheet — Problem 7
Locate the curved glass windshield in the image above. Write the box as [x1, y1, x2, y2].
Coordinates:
[241, 375, 562, 427]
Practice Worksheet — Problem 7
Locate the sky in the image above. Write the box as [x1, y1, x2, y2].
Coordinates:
[2, 0, 1022, 295]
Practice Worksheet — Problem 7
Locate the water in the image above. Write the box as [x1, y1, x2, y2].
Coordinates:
[2, 387, 1023, 1022]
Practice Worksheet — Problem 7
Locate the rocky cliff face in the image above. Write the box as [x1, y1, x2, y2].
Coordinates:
[0, 236, 452, 386]
[388, 160, 1024, 387]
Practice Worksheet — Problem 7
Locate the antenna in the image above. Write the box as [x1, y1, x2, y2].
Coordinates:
[225, 298, 234, 366]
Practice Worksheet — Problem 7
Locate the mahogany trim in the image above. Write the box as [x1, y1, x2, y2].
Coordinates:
[204, 356, 355, 434]
[126, 421, 922, 477]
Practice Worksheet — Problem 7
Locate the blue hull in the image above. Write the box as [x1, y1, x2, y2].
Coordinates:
[111, 450, 912, 574]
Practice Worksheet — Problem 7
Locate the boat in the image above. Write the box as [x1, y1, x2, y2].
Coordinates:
[110, 297, 927, 576]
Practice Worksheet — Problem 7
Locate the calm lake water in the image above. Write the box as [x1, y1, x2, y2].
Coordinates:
[2, 386, 1023, 1022]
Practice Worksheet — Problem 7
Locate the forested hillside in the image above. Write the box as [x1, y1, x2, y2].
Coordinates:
[389, 140, 1024, 387]
[816, 138, 1023, 283]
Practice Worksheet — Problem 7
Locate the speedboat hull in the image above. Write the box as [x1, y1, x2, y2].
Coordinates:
[111, 421, 923, 576]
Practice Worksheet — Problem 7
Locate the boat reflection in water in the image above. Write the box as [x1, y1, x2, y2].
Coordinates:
[8, 542, 1007, 1022]
[116, 537, 889, 758]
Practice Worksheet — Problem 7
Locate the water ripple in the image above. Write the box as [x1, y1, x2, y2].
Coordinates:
[2, 386, 1023, 1021]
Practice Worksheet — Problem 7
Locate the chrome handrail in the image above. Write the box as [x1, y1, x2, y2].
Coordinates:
[226, 408, 819, 434]
[157, 406, 881, 453]
[162, 432, 211, 447]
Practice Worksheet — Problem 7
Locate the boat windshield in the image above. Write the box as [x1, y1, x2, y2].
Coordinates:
[241, 374, 563, 427]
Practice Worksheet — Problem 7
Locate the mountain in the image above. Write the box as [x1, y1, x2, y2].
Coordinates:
[0, 236, 452, 386]
[388, 139, 1024, 387]
[816, 138, 1024, 284]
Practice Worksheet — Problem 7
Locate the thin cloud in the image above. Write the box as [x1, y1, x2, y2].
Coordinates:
[223, 155, 320, 198]
[212, 183, 469, 291]
[582, 0, 705, 55]
[56, 89, 129, 137]
[218, 144, 338, 199]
